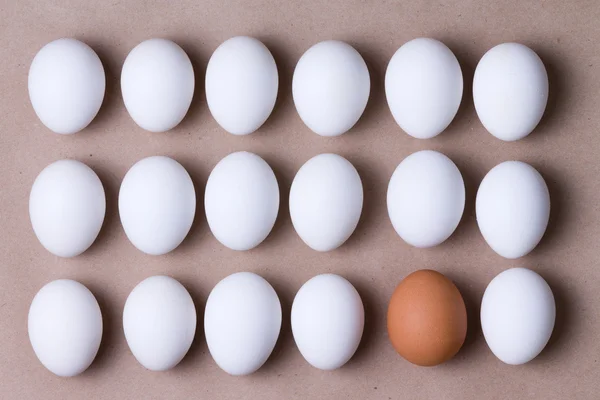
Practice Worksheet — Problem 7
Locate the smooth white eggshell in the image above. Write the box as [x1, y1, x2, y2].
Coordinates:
[28, 38, 105, 134]
[387, 150, 465, 248]
[123, 276, 197, 371]
[29, 159, 106, 257]
[205, 151, 279, 251]
[292, 40, 370, 136]
[204, 272, 281, 376]
[476, 161, 550, 259]
[289, 154, 363, 251]
[473, 43, 548, 141]
[481, 268, 555, 365]
[121, 39, 195, 132]
[28, 279, 103, 377]
[119, 156, 196, 255]
[291, 274, 364, 370]
[206, 36, 278, 135]
[385, 38, 463, 139]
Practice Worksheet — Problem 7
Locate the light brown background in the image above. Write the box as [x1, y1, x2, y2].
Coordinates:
[1, 0, 599, 399]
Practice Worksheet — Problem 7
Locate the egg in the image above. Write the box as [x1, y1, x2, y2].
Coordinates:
[28, 38, 105, 134]
[28, 279, 103, 377]
[119, 156, 196, 255]
[476, 161, 550, 259]
[473, 43, 548, 141]
[205, 151, 279, 251]
[29, 159, 106, 257]
[481, 268, 555, 365]
[289, 153, 363, 251]
[385, 38, 463, 139]
[387, 150, 465, 248]
[291, 274, 364, 370]
[292, 40, 370, 136]
[206, 36, 278, 135]
[123, 276, 197, 371]
[387, 270, 467, 366]
[121, 39, 195, 132]
[204, 272, 281, 375]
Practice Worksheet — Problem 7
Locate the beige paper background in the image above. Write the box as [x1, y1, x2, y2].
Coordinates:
[1, 0, 599, 398]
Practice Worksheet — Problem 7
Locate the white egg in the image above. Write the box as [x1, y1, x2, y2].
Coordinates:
[476, 161, 550, 259]
[290, 154, 363, 251]
[481, 268, 555, 365]
[121, 39, 195, 132]
[206, 36, 278, 135]
[28, 38, 105, 134]
[28, 279, 103, 377]
[473, 43, 548, 141]
[292, 40, 370, 136]
[119, 156, 196, 255]
[385, 38, 463, 139]
[29, 159, 106, 257]
[205, 152, 279, 251]
[123, 276, 197, 371]
[291, 274, 364, 370]
[387, 150, 465, 248]
[204, 272, 281, 376]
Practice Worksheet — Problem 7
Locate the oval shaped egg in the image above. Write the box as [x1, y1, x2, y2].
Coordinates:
[292, 40, 370, 136]
[289, 154, 363, 251]
[385, 38, 463, 139]
[205, 151, 279, 251]
[28, 279, 103, 377]
[123, 276, 197, 371]
[119, 156, 196, 255]
[29, 159, 106, 257]
[387, 150, 465, 248]
[204, 272, 281, 375]
[28, 38, 105, 134]
[291, 274, 364, 370]
[387, 270, 467, 366]
[481, 268, 555, 365]
[121, 39, 194, 132]
[476, 161, 550, 259]
[473, 43, 548, 141]
[206, 36, 278, 135]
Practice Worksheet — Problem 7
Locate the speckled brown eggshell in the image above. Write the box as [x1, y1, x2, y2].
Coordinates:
[387, 269, 467, 366]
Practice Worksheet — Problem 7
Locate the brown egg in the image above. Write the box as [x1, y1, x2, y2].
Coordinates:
[387, 269, 467, 366]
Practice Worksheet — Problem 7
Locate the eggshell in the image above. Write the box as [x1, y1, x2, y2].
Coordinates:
[119, 156, 196, 255]
[205, 151, 279, 251]
[29, 159, 106, 257]
[204, 272, 281, 376]
[123, 276, 197, 371]
[28, 38, 105, 134]
[292, 40, 370, 136]
[206, 36, 278, 135]
[291, 274, 364, 370]
[473, 43, 548, 141]
[289, 153, 363, 251]
[121, 39, 194, 132]
[481, 268, 555, 365]
[28, 279, 103, 377]
[476, 161, 550, 259]
[385, 38, 463, 139]
[387, 150, 465, 248]
[387, 270, 467, 366]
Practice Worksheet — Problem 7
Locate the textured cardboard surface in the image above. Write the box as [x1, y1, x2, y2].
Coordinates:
[1, 0, 599, 398]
